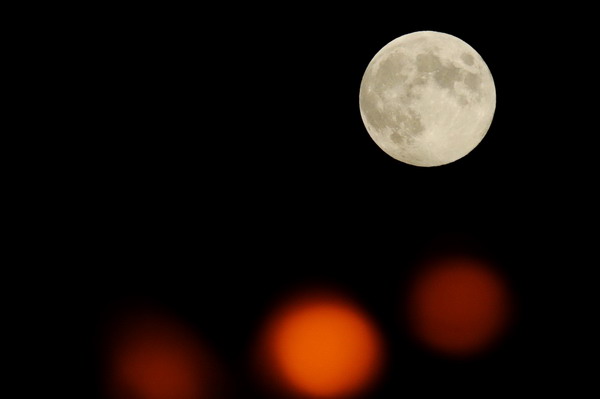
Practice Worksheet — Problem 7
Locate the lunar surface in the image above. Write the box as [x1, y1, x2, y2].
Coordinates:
[359, 31, 496, 166]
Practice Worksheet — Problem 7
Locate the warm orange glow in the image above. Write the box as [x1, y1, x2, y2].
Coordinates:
[106, 311, 211, 399]
[407, 256, 511, 357]
[260, 292, 384, 398]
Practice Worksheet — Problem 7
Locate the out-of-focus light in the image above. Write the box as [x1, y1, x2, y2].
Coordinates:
[257, 291, 384, 399]
[105, 310, 214, 399]
[407, 256, 511, 357]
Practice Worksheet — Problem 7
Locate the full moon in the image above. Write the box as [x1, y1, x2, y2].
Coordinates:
[359, 31, 496, 166]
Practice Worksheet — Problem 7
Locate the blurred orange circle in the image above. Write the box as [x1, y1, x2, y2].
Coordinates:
[260, 292, 384, 398]
[407, 256, 511, 357]
[107, 311, 212, 399]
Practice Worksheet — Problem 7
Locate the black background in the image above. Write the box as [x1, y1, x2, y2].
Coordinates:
[41, 5, 594, 399]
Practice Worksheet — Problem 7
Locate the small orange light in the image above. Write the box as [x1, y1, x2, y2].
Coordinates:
[258, 291, 384, 398]
[106, 310, 212, 399]
[407, 256, 511, 357]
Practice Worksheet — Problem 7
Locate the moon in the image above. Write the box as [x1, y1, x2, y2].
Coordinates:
[359, 31, 496, 167]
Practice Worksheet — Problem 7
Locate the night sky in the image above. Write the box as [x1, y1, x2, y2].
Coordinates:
[48, 5, 594, 398]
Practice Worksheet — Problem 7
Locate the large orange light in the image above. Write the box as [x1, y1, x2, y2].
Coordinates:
[407, 256, 511, 357]
[259, 291, 384, 399]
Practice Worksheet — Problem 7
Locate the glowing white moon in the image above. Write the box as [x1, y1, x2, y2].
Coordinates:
[359, 31, 496, 166]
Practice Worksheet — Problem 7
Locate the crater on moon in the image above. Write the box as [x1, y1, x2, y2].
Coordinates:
[461, 52, 475, 66]
[359, 31, 496, 167]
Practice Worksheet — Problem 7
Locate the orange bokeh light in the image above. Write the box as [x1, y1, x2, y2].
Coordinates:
[407, 256, 511, 357]
[259, 291, 384, 399]
[106, 311, 212, 399]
